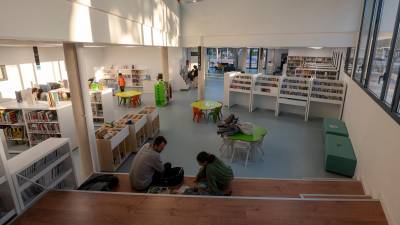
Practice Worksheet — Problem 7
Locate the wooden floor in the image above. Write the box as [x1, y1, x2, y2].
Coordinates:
[11, 191, 388, 225]
[112, 174, 365, 197]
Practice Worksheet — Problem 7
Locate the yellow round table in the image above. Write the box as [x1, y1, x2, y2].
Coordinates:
[190, 100, 222, 110]
[115, 90, 142, 107]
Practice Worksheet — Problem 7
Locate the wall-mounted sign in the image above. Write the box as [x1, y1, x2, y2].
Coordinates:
[33, 46, 41, 70]
[0, 65, 7, 81]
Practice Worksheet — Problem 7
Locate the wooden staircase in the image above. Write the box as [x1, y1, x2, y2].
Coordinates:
[10, 174, 389, 225]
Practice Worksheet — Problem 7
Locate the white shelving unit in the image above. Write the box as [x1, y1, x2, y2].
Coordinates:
[0, 133, 19, 224]
[0, 108, 29, 154]
[100, 65, 147, 88]
[6, 138, 77, 211]
[89, 88, 114, 126]
[224, 72, 256, 111]
[138, 106, 160, 139]
[310, 78, 347, 119]
[275, 76, 311, 121]
[0, 101, 78, 153]
[250, 74, 281, 111]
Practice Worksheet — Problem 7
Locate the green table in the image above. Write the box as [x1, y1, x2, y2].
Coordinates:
[220, 125, 267, 162]
[228, 125, 267, 142]
[191, 100, 222, 110]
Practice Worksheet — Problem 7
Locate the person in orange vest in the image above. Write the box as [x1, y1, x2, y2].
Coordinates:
[118, 73, 126, 104]
[118, 73, 126, 92]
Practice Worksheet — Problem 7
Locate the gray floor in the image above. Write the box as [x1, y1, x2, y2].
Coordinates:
[112, 78, 343, 179]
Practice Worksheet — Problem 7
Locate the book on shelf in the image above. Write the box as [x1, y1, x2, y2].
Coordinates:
[1, 127, 27, 141]
[29, 134, 61, 146]
[0, 110, 23, 124]
[27, 123, 60, 134]
[25, 111, 58, 123]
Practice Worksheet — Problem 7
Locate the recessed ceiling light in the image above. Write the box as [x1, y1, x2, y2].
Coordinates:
[309, 47, 323, 50]
[184, 0, 203, 4]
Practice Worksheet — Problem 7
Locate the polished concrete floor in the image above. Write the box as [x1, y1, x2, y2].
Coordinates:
[107, 78, 344, 179]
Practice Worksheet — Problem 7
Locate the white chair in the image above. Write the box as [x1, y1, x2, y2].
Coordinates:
[231, 141, 251, 167]
[219, 136, 233, 158]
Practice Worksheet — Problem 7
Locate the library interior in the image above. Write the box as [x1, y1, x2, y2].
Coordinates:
[0, 0, 399, 224]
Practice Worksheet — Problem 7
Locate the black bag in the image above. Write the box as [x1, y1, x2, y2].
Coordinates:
[78, 174, 119, 191]
[159, 167, 184, 187]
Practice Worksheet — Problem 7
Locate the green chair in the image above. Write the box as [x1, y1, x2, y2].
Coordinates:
[208, 106, 222, 122]
[325, 134, 357, 177]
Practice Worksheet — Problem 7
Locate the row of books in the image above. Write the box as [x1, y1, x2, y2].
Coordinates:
[232, 80, 251, 85]
[0, 110, 22, 124]
[281, 85, 309, 90]
[90, 92, 102, 103]
[256, 82, 278, 88]
[313, 80, 344, 87]
[312, 87, 344, 94]
[36, 163, 68, 188]
[29, 134, 62, 147]
[230, 85, 251, 91]
[280, 90, 309, 97]
[25, 110, 58, 123]
[21, 184, 43, 205]
[2, 127, 27, 140]
[311, 94, 343, 101]
[17, 146, 69, 185]
[27, 123, 60, 134]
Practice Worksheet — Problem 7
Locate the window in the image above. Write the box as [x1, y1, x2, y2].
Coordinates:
[0, 65, 22, 98]
[35, 62, 56, 84]
[354, 0, 378, 82]
[20, 63, 37, 88]
[345, 47, 356, 75]
[246, 48, 259, 70]
[59, 61, 69, 81]
[366, 0, 399, 98]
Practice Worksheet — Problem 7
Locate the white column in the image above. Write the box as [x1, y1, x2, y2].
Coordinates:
[161, 47, 169, 81]
[198, 46, 206, 100]
[63, 43, 97, 183]
[239, 47, 247, 71]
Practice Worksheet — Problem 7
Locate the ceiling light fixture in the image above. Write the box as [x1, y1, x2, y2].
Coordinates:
[309, 47, 323, 50]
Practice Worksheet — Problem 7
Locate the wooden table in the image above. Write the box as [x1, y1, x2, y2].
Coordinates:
[115, 90, 142, 106]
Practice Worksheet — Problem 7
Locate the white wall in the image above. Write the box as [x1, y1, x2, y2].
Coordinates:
[0, 0, 180, 46]
[342, 74, 400, 225]
[181, 0, 362, 47]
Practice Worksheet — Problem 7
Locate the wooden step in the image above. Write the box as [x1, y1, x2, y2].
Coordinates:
[301, 194, 372, 200]
[11, 191, 389, 225]
[108, 173, 365, 197]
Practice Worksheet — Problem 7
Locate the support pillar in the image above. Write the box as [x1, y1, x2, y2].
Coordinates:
[239, 47, 247, 72]
[161, 47, 169, 81]
[198, 46, 206, 100]
[63, 43, 95, 183]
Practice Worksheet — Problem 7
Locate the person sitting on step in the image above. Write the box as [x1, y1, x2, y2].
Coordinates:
[195, 151, 234, 195]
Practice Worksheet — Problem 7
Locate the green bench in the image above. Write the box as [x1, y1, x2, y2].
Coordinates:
[324, 134, 357, 177]
[323, 118, 349, 137]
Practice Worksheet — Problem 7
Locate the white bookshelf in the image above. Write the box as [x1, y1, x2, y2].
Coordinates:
[250, 74, 280, 112]
[275, 76, 311, 121]
[101, 65, 147, 88]
[89, 88, 114, 126]
[0, 133, 19, 223]
[310, 78, 346, 119]
[224, 72, 255, 111]
[0, 108, 29, 154]
[0, 101, 78, 153]
[6, 138, 77, 211]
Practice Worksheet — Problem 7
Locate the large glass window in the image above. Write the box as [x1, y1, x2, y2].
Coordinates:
[59, 61, 69, 81]
[345, 47, 356, 75]
[20, 63, 37, 88]
[354, 0, 377, 82]
[384, 27, 400, 104]
[35, 62, 56, 85]
[0, 65, 22, 98]
[367, 0, 399, 98]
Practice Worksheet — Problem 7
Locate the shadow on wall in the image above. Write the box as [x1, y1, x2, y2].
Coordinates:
[67, 0, 179, 46]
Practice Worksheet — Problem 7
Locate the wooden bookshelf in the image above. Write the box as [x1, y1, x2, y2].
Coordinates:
[6, 138, 77, 211]
[0, 133, 19, 224]
[275, 76, 311, 121]
[95, 124, 131, 171]
[138, 106, 160, 139]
